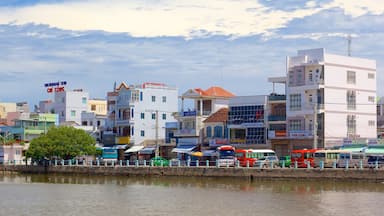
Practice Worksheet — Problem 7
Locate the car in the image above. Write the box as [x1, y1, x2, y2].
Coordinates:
[151, 157, 169, 166]
[254, 156, 279, 168]
[279, 156, 291, 167]
[367, 155, 384, 168]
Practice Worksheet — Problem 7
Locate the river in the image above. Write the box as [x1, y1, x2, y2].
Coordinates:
[0, 173, 383, 216]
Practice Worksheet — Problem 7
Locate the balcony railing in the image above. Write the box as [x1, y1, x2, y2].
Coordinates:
[288, 130, 313, 138]
[116, 119, 131, 125]
[268, 116, 286, 121]
[268, 95, 286, 101]
[174, 129, 197, 137]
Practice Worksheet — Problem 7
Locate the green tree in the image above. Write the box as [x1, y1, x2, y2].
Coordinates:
[26, 126, 97, 161]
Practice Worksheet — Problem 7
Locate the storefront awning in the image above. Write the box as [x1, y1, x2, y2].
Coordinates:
[139, 147, 156, 155]
[124, 145, 144, 153]
[172, 145, 196, 153]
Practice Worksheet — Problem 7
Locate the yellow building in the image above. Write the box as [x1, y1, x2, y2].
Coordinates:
[88, 99, 107, 115]
[0, 103, 17, 121]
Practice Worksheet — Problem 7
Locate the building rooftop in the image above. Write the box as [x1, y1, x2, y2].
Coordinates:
[203, 108, 228, 123]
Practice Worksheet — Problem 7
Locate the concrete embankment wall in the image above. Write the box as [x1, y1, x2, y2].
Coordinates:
[2, 165, 384, 182]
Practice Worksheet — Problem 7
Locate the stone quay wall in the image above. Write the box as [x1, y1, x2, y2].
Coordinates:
[2, 165, 384, 182]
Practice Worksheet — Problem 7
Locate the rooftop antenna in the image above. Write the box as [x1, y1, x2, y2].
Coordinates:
[347, 34, 352, 56]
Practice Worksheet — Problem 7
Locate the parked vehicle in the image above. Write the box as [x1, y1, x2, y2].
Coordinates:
[367, 155, 384, 168]
[337, 152, 366, 168]
[151, 157, 169, 166]
[313, 150, 349, 168]
[216, 145, 236, 167]
[291, 149, 317, 168]
[254, 156, 279, 168]
[279, 156, 291, 167]
[235, 149, 276, 167]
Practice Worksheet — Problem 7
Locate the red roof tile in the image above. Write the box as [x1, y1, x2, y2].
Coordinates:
[203, 108, 229, 123]
[203, 86, 234, 98]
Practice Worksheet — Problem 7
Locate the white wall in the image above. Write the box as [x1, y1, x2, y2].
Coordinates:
[131, 86, 178, 145]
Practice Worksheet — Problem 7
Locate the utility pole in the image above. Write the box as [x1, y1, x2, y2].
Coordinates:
[155, 110, 159, 157]
[313, 102, 318, 149]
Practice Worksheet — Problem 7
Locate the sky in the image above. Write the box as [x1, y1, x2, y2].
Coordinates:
[0, 0, 383, 107]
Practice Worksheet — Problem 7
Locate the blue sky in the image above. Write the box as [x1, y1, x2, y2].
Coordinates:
[0, 0, 383, 107]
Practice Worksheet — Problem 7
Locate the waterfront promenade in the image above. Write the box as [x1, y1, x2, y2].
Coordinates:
[2, 163, 384, 183]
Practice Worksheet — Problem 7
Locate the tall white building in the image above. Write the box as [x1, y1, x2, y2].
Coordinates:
[53, 89, 89, 125]
[286, 48, 377, 149]
[112, 82, 178, 146]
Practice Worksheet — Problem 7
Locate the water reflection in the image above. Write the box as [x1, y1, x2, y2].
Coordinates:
[1, 173, 384, 216]
[1, 173, 384, 194]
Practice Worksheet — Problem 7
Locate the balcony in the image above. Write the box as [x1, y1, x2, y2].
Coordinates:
[116, 119, 131, 126]
[288, 130, 313, 138]
[174, 128, 198, 137]
[268, 116, 286, 122]
[268, 95, 286, 101]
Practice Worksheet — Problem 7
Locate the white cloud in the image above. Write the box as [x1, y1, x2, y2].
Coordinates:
[0, 0, 382, 38]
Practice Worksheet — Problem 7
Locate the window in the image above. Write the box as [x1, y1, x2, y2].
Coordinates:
[368, 120, 375, 127]
[16, 149, 21, 155]
[82, 97, 87, 104]
[152, 113, 156, 120]
[140, 113, 145, 119]
[214, 126, 223, 138]
[289, 94, 301, 111]
[289, 71, 294, 86]
[368, 96, 375, 103]
[97, 121, 100, 126]
[140, 130, 145, 137]
[289, 120, 302, 131]
[140, 92, 143, 101]
[91, 105, 96, 111]
[347, 71, 356, 84]
[347, 115, 356, 135]
[347, 90, 356, 110]
[162, 96, 167, 103]
[131, 108, 134, 118]
[368, 73, 375, 79]
[309, 72, 313, 82]
[206, 126, 212, 138]
[71, 110, 76, 117]
[82, 121, 87, 126]
[61, 111, 64, 117]
[151, 96, 156, 102]
[131, 90, 140, 102]
[61, 97, 65, 103]
[162, 113, 166, 120]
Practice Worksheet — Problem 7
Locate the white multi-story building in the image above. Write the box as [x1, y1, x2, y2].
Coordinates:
[52, 89, 89, 125]
[286, 48, 377, 149]
[112, 82, 178, 147]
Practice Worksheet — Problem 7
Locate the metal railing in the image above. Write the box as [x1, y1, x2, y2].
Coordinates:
[2, 159, 383, 170]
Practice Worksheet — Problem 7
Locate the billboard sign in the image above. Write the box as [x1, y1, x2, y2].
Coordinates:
[44, 81, 67, 93]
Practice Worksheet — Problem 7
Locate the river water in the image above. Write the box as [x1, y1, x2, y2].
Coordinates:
[0, 174, 383, 216]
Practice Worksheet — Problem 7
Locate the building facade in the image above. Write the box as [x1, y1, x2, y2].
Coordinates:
[286, 48, 377, 149]
[174, 86, 234, 153]
[110, 82, 178, 148]
[52, 89, 89, 125]
[227, 96, 269, 149]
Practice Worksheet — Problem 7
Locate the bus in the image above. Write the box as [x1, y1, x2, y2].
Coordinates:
[313, 149, 350, 168]
[216, 145, 236, 167]
[337, 151, 366, 168]
[235, 149, 276, 167]
[290, 149, 317, 168]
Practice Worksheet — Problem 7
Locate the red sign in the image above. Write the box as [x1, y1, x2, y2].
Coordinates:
[47, 86, 65, 93]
